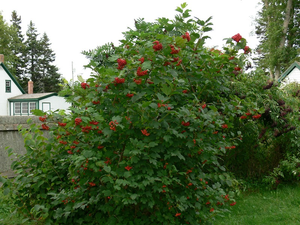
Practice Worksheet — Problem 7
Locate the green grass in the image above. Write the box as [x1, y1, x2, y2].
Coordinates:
[1, 183, 300, 224]
[214, 182, 300, 225]
[0, 187, 34, 225]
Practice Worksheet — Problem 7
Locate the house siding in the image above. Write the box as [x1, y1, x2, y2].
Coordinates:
[282, 68, 300, 84]
[39, 95, 71, 112]
[0, 66, 23, 116]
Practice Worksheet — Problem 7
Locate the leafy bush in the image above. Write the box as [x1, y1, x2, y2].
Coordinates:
[223, 70, 300, 180]
[1, 3, 270, 224]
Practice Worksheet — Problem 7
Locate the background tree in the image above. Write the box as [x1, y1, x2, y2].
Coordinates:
[24, 21, 42, 92]
[10, 10, 26, 83]
[39, 33, 62, 92]
[0, 12, 19, 73]
[255, 0, 300, 80]
[24, 21, 62, 93]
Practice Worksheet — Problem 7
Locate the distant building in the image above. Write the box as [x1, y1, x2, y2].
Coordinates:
[0, 54, 70, 116]
[278, 61, 300, 84]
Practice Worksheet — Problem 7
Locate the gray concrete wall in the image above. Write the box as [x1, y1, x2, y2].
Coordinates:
[0, 116, 42, 173]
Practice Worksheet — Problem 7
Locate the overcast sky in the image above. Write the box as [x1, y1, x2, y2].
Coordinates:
[1, 0, 262, 81]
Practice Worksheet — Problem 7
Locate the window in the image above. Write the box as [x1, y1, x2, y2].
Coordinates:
[22, 102, 28, 114]
[29, 102, 36, 114]
[5, 80, 11, 93]
[14, 102, 21, 114]
[42, 102, 51, 112]
[13, 102, 37, 115]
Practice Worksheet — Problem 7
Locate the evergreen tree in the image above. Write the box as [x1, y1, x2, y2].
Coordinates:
[24, 21, 42, 93]
[24, 22, 62, 93]
[0, 13, 19, 73]
[39, 33, 62, 92]
[10, 11, 26, 82]
[255, 0, 300, 80]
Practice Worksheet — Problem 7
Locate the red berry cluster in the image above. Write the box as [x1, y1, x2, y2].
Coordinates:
[39, 116, 46, 122]
[114, 77, 125, 84]
[153, 40, 163, 51]
[125, 166, 132, 171]
[137, 67, 148, 76]
[58, 122, 66, 127]
[81, 82, 90, 89]
[134, 78, 142, 84]
[170, 45, 180, 54]
[109, 120, 118, 131]
[126, 93, 134, 98]
[232, 33, 242, 42]
[41, 124, 49, 130]
[141, 129, 150, 136]
[117, 58, 127, 70]
[181, 121, 190, 127]
[181, 32, 190, 42]
[75, 118, 82, 126]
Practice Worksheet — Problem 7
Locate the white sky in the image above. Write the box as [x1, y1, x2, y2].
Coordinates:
[1, 0, 262, 81]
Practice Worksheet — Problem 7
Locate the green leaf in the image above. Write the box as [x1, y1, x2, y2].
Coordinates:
[142, 61, 152, 70]
[103, 166, 111, 173]
[209, 105, 218, 112]
[108, 55, 119, 62]
[156, 93, 169, 102]
[77, 75, 85, 83]
[82, 150, 94, 158]
[130, 194, 139, 200]
[131, 92, 146, 102]
[161, 83, 172, 96]
[112, 115, 123, 123]
[149, 103, 157, 109]
[203, 27, 212, 32]
[31, 109, 46, 116]
[167, 69, 178, 78]
[165, 24, 174, 32]
[176, 7, 183, 13]
[102, 190, 111, 197]
[149, 142, 158, 148]
[0, 175, 7, 184]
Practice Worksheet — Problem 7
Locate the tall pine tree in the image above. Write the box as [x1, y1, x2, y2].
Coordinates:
[255, 0, 300, 80]
[39, 33, 62, 92]
[0, 12, 19, 73]
[24, 21, 42, 93]
[10, 11, 26, 83]
[24, 21, 62, 93]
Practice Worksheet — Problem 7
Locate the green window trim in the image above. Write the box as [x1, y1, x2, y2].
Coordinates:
[42, 102, 51, 112]
[5, 80, 11, 93]
[12, 101, 38, 116]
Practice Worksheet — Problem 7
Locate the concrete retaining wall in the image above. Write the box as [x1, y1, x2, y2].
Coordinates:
[0, 116, 42, 172]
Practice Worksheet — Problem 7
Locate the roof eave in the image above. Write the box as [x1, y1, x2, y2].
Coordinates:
[1, 63, 26, 94]
[278, 61, 300, 83]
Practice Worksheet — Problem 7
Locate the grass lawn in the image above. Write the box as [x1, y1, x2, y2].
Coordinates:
[0, 186, 34, 225]
[214, 182, 300, 225]
[1, 182, 300, 224]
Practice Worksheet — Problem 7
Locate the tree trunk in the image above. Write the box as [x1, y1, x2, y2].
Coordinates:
[275, 0, 293, 80]
[279, 0, 293, 48]
[274, 66, 280, 80]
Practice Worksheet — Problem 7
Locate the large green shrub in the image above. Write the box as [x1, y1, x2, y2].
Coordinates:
[223, 71, 300, 181]
[1, 3, 264, 224]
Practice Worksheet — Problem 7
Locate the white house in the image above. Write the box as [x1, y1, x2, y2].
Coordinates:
[0, 54, 71, 116]
[278, 61, 300, 84]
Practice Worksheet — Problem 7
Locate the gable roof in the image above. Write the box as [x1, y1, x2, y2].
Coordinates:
[8, 92, 58, 102]
[278, 61, 300, 82]
[1, 62, 26, 94]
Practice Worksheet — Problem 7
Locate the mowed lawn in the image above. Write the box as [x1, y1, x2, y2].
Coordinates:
[1, 182, 300, 224]
[214, 182, 300, 225]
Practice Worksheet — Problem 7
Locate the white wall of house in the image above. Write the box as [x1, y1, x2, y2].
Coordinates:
[0, 66, 23, 116]
[282, 68, 300, 85]
[39, 95, 71, 113]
